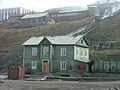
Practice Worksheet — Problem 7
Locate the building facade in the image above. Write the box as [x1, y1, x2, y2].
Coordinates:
[49, 10, 89, 22]
[20, 13, 52, 27]
[87, 0, 120, 17]
[0, 7, 36, 21]
[22, 36, 90, 74]
[8, 15, 23, 23]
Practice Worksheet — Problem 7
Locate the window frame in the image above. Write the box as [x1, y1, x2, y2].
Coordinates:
[60, 61, 66, 70]
[32, 48, 37, 56]
[43, 47, 49, 56]
[76, 47, 80, 58]
[61, 48, 66, 56]
[84, 49, 88, 57]
[81, 49, 84, 57]
[31, 61, 37, 69]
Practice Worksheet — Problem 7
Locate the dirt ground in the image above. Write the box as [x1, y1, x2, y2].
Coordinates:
[0, 80, 120, 90]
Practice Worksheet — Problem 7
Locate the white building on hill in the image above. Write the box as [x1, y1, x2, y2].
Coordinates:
[0, 7, 36, 21]
[88, 0, 120, 17]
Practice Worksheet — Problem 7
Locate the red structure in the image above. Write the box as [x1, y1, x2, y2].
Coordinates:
[8, 65, 25, 80]
[79, 63, 86, 70]
[77, 63, 86, 70]
[77, 63, 86, 76]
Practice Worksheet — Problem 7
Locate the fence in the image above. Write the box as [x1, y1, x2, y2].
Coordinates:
[94, 60, 120, 73]
[8, 65, 25, 80]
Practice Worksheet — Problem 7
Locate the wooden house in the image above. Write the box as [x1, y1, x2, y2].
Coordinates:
[22, 36, 90, 75]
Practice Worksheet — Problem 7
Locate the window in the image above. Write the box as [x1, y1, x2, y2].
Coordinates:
[84, 49, 88, 56]
[43, 47, 49, 56]
[32, 48, 37, 56]
[31, 61, 37, 69]
[76, 48, 80, 57]
[61, 48, 66, 56]
[60, 61, 66, 70]
[81, 40, 83, 44]
[81, 49, 84, 57]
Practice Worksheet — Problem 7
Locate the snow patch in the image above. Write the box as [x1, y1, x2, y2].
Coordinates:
[0, 75, 8, 80]
[101, 5, 120, 19]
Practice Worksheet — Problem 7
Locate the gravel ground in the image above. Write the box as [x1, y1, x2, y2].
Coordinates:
[0, 80, 120, 90]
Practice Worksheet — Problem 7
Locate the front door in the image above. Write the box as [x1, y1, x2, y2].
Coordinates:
[42, 61, 49, 72]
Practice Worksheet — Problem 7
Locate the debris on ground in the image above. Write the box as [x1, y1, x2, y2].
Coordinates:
[0, 80, 4, 83]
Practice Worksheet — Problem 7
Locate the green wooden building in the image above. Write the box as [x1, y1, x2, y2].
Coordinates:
[22, 35, 90, 74]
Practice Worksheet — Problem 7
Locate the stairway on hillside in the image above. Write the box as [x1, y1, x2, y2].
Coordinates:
[66, 19, 99, 37]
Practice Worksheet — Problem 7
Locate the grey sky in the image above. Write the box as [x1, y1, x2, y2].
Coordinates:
[0, 0, 120, 11]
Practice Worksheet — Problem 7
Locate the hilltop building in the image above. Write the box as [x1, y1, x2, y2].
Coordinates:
[20, 13, 55, 27]
[87, 0, 120, 17]
[0, 7, 36, 21]
[48, 10, 89, 22]
[22, 36, 90, 75]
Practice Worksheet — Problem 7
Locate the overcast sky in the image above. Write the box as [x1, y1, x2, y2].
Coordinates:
[0, 0, 119, 12]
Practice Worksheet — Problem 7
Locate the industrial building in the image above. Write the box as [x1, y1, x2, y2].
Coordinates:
[87, 0, 120, 17]
[0, 7, 36, 21]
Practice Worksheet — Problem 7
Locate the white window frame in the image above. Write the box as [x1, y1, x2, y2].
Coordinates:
[81, 49, 84, 57]
[32, 48, 37, 56]
[76, 47, 80, 58]
[43, 47, 49, 56]
[84, 49, 88, 57]
[31, 61, 37, 69]
[60, 61, 66, 70]
[61, 48, 66, 56]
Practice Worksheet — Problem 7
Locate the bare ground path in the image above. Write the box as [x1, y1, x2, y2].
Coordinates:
[0, 80, 120, 90]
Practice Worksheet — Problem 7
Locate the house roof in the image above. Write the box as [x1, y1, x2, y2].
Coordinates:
[22, 35, 83, 45]
[22, 37, 44, 45]
[21, 13, 48, 19]
[88, 0, 119, 6]
[47, 36, 83, 44]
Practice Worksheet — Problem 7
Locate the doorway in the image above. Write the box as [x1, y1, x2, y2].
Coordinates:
[42, 61, 49, 72]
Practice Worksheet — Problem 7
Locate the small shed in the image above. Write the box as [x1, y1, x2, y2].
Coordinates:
[8, 65, 25, 80]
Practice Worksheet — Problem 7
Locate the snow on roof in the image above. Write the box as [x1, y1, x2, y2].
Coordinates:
[47, 35, 83, 45]
[22, 37, 44, 45]
[22, 36, 83, 45]
[88, 0, 119, 6]
[21, 13, 48, 19]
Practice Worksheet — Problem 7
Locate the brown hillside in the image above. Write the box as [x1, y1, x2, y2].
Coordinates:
[87, 13, 120, 41]
[0, 17, 94, 58]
